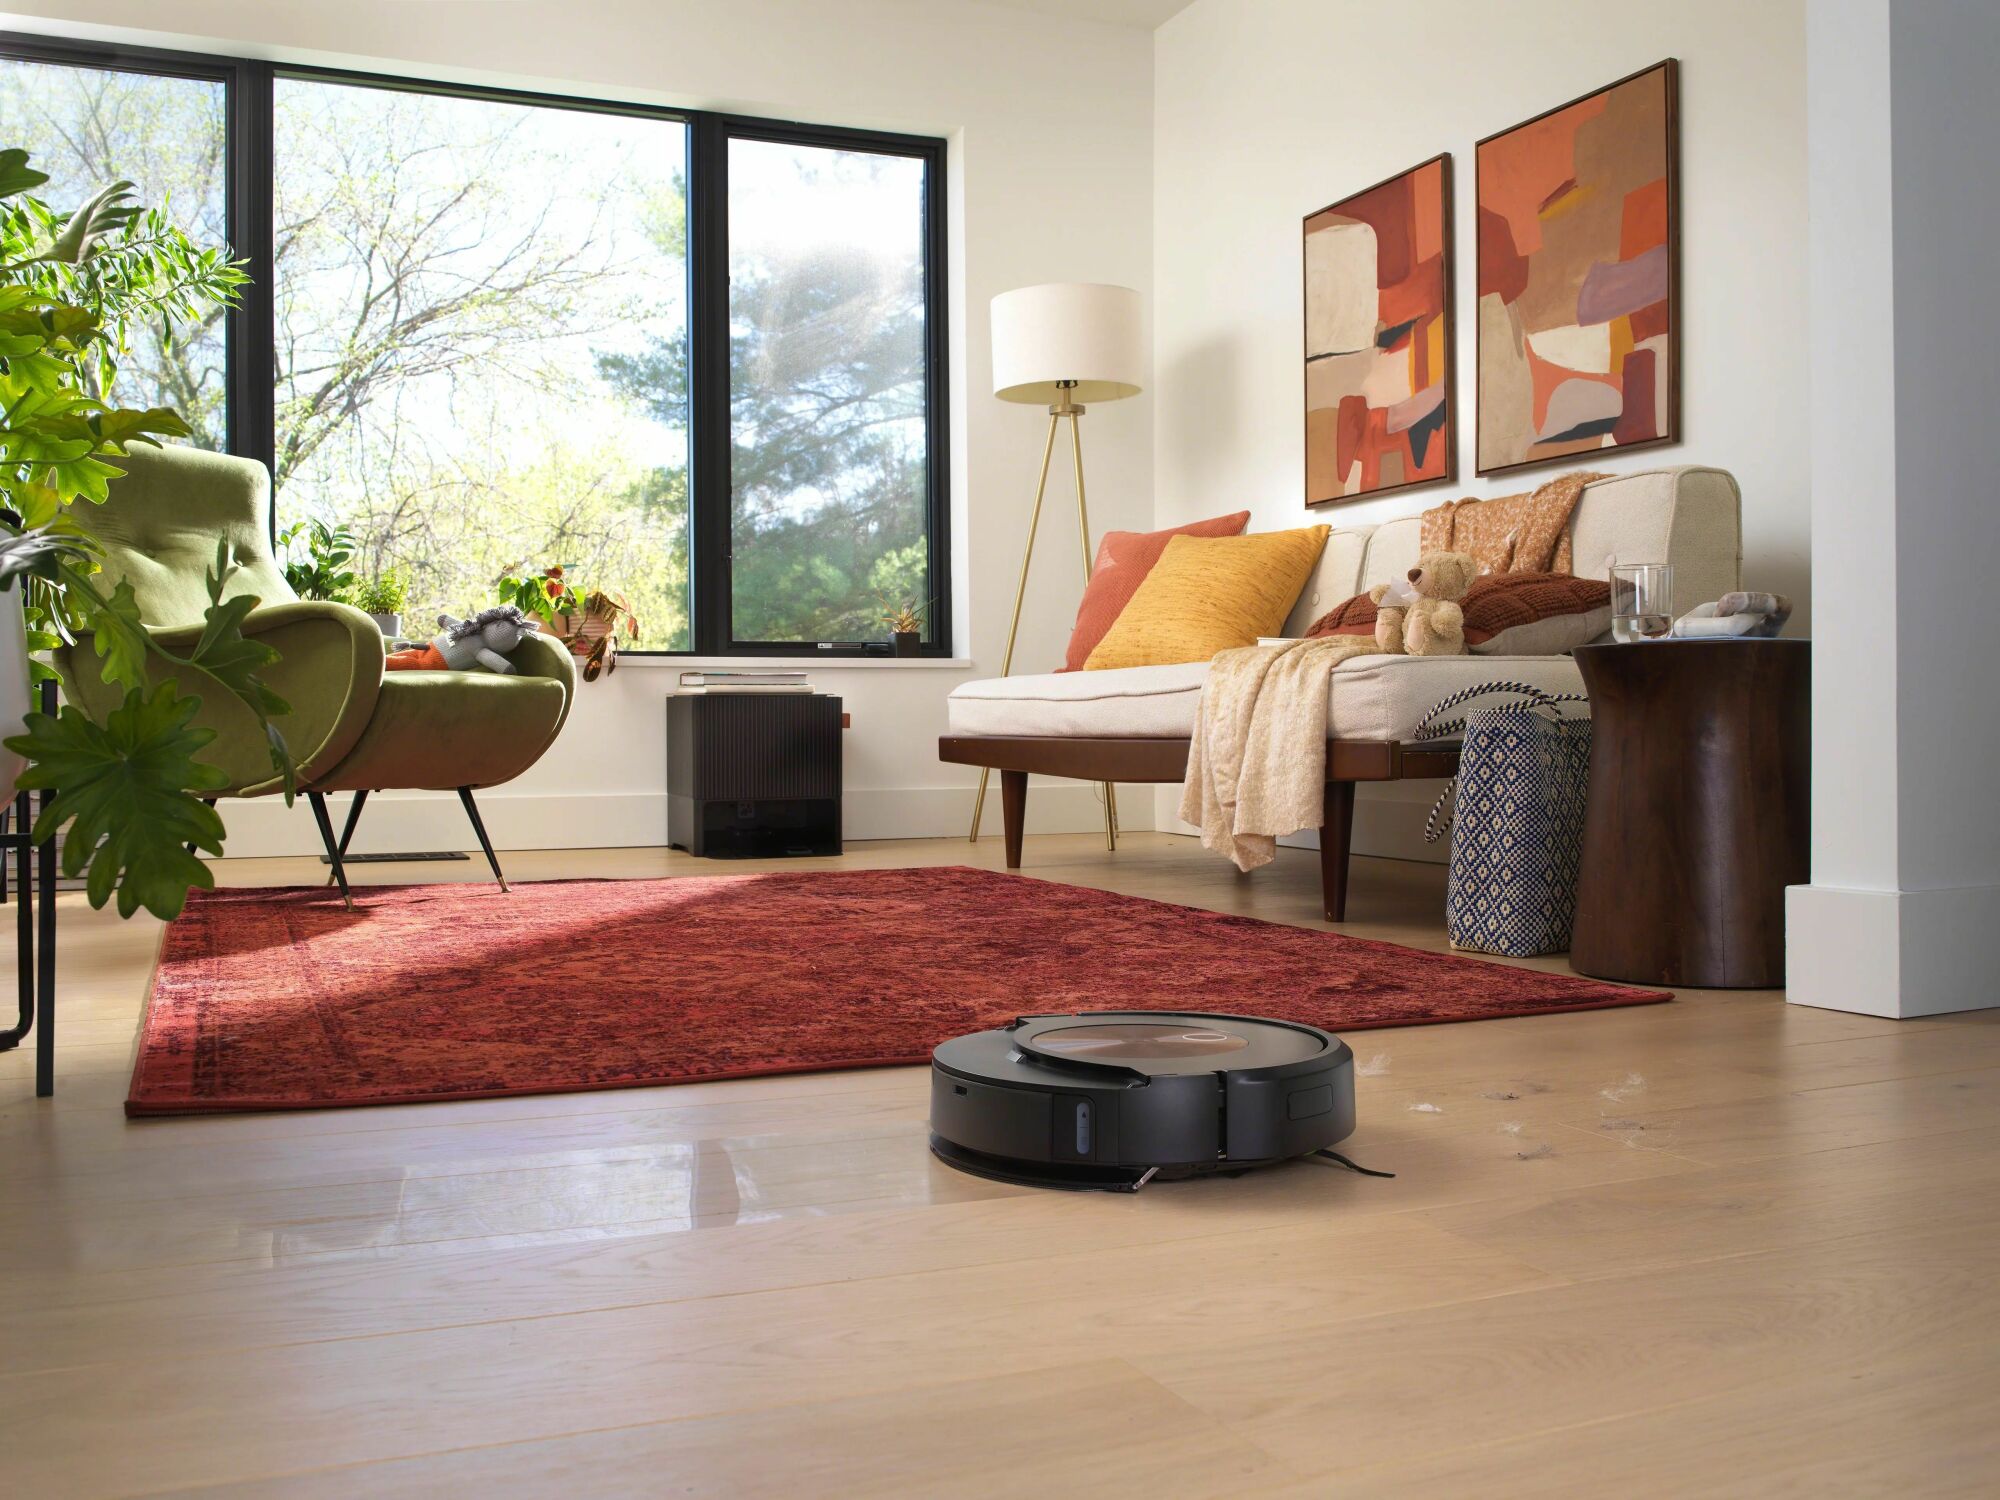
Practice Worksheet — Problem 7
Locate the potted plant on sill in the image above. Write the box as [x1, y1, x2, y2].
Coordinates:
[880, 597, 929, 657]
[495, 562, 641, 680]
[280, 518, 358, 603]
[352, 569, 409, 641]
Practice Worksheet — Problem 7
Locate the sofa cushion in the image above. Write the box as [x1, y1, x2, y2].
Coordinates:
[1280, 524, 1373, 637]
[947, 653, 1585, 743]
[1061, 510, 1250, 671]
[1084, 526, 1329, 670]
[950, 661, 1208, 738]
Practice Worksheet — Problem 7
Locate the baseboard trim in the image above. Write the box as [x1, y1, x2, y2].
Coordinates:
[209, 781, 1144, 859]
[1787, 882, 2000, 1017]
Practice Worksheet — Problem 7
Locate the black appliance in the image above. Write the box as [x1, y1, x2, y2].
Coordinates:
[666, 693, 842, 858]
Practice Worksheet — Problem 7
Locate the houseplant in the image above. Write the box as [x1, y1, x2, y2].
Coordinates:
[880, 597, 928, 657]
[352, 569, 409, 639]
[279, 517, 359, 603]
[496, 562, 639, 679]
[0, 145, 293, 919]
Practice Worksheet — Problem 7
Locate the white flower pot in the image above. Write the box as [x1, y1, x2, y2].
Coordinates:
[369, 612, 403, 640]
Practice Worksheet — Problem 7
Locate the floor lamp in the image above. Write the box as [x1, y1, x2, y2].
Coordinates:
[970, 282, 1144, 850]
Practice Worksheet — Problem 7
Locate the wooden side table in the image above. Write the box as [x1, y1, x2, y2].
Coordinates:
[1569, 640, 1809, 988]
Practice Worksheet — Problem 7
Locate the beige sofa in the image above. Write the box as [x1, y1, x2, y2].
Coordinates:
[939, 466, 1743, 919]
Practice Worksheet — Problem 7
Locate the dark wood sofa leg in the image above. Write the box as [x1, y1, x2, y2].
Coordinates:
[1000, 770, 1027, 869]
[1319, 780, 1356, 922]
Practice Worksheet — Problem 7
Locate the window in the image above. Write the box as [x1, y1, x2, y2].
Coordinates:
[272, 77, 694, 647]
[722, 131, 937, 647]
[0, 36, 948, 657]
[0, 48, 230, 447]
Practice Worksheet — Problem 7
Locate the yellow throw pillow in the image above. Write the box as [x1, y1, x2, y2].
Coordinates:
[1083, 526, 1330, 670]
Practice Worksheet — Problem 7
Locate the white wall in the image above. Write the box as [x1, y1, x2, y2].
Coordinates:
[0, 0, 1156, 855]
[1787, 0, 2000, 1018]
[1151, 0, 1807, 855]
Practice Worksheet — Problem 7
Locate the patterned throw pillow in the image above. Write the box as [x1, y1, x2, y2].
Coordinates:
[1083, 527, 1330, 670]
[1305, 572, 1612, 655]
[1060, 511, 1250, 671]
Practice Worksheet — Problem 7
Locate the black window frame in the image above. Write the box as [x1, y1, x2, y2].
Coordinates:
[0, 32, 952, 660]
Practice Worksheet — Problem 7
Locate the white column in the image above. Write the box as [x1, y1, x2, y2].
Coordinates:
[1787, 0, 2000, 1017]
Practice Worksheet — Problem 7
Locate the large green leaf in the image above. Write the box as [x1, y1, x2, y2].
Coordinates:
[82, 576, 154, 693]
[0, 149, 49, 201]
[3, 682, 227, 920]
[0, 525, 92, 591]
[46, 180, 139, 265]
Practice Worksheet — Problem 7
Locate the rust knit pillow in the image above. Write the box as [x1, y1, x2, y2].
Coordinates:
[1306, 572, 1611, 655]
[1060, 511, 1250, 671]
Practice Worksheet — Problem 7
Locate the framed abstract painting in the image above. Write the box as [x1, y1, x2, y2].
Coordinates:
[1475, 59, 1679, 477]
[1303, 153, 1454, 505]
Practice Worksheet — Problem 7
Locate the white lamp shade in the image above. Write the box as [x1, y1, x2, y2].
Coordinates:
[990, 282, 1144, 404]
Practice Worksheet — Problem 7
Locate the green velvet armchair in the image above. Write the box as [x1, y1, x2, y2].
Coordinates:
[57, 445, 575, 905]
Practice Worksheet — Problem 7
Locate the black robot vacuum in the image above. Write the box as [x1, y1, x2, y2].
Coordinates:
[930, 1011, 1356, 1191]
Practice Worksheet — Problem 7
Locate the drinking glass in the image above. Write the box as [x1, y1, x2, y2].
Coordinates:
[1610, 563, 1673, 642]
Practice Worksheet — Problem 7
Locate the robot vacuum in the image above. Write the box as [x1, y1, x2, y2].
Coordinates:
[930, 1011, 1356, 1191]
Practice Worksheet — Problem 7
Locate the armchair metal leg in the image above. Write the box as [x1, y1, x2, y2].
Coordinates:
[458, 786, 508, 892]
[327, 790, 370, 886]
[307, 791, 354, 910]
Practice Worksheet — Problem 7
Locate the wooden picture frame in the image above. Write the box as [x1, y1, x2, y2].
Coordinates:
[1303, 152, 1456, 506]
[1474, 59, 1680, 478]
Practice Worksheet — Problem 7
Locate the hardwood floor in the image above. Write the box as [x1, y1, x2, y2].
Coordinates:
[2, 833, 1994, 1497]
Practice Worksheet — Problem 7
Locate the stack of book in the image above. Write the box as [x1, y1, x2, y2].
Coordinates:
[676, 669, 813, 695]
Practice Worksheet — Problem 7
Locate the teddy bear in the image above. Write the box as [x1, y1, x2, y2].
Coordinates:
[1369, 551, 1477, 657]
[385, 605, 540, 674]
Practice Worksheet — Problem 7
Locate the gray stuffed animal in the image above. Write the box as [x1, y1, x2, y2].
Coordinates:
[430, 605, 539, 673]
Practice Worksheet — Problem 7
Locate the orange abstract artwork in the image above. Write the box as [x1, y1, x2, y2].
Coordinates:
[1475, 61, 1678, 475]
[1304, 154, 1454, 504]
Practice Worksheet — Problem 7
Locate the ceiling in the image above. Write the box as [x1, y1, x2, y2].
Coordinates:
[972, 0, 1198, 29]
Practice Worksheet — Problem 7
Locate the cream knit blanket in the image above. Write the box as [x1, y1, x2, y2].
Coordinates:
[1178, 635, 1384, 871]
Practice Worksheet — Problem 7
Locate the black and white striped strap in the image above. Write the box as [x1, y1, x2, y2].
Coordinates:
[1414, 680, 1587, 741]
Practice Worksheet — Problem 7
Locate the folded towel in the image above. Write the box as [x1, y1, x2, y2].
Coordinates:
[1673, 592, 1793, 639]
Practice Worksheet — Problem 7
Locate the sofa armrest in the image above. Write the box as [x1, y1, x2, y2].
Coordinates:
[57, 600, 387, 796]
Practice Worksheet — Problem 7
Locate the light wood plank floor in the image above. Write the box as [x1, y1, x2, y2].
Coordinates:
[2, 833, 1995, 1497]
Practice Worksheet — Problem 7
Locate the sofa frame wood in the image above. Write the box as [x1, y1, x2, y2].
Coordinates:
[937, 735, 1461, 922]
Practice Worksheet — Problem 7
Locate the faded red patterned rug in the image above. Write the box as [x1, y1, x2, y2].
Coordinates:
[129, 866, 1667, 1116]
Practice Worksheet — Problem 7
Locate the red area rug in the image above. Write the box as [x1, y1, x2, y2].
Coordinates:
[129, 866, 1667, 1116]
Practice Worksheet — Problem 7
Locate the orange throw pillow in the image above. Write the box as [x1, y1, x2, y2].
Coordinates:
[1307, 572, 1611, 655]
[1061, 511, 1250, 671]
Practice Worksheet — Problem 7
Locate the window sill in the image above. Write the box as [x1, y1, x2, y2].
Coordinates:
[616, 655, 974, 671]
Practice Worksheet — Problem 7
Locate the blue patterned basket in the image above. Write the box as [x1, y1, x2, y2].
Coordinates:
[1417, 682, 1592, 958]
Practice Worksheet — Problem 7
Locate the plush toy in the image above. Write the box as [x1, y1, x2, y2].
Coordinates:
[1369, 551, 1477, 657]
[385, 605, 540, 674]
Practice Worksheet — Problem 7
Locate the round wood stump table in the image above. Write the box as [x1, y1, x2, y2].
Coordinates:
[1569, 639, 1810, 988]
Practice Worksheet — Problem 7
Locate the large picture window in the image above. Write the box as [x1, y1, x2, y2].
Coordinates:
[0, 37, 948, 657]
